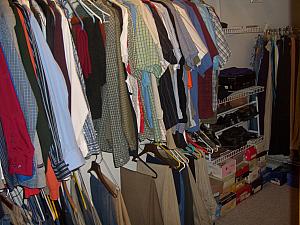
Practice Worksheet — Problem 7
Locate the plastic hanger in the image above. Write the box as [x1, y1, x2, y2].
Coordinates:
[79, 0, 104, 23]
[66, 0, 84, 29]
[86, 0, 110, 22]
[134, 143, 178, 169]
[77, 0, 96, 23]
[87, 158, 118, 198]
[155, 143, 181, 169]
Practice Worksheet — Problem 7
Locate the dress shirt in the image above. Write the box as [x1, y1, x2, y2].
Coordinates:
[0, 0, 20, 54]
[110, 0, 129, 66]
[153, 0, 200, 69]
[152, 2, 182, 65]
[71, 37, 100, 157]
[151, 74, 167, 140]
[176, 0, 212, 74]
[144, 1, 177, 65]
[206, 5, 231, 68]
[0, 45, 34, 176]
[30, 13, 85, 171]
[59, 7, 89, 158]
[30, 0, 47, 38]
[128, 0, 169, 74]
[172, 3, 208, 67]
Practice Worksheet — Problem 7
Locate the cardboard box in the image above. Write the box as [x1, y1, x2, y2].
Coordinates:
[221, 183, 236, 199]
[236, 162, 249, 178]
[270, 166, 288, 186]
[249, 158, 258, 171]
[223, 173, 236, 189]
[246, 167, 260, 184]
[220, 192, 236, 216]
[236, 184, 251, 204]
[210, 176, 223, 196]
[250, 177, 263, 194]
[245, 146, 257, 161]
[208, 159, 236, 179]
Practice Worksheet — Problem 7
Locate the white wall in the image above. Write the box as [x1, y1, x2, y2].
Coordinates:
[218, 0, 291, 68]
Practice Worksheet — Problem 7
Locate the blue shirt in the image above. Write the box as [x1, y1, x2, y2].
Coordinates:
[141, 71, 154, 128]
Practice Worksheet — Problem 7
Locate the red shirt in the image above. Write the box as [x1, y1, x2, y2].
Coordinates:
[0, 46, 34, 176]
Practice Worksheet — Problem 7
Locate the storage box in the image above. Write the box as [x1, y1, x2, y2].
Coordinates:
[246, 167, 260, 183]
[223, 173, 236, 189]
[236, 162, 249, 178]
[220, 192, 237, 216]
[208, 159, 236, 179]
[236, 184, 251, 204]
[270, 166, 288, 186]
[245, 146, 257, 161]
[250, 177, 263, 194]
[210, 176, 224, 196]
[236, 178, 247, 190]
[260, 167, 272, 184]
[221, 183, 236, 198]
[249, 158, 258, 171]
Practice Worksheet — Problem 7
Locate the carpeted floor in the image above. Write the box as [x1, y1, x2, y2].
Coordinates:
[216, 183, 299, 225]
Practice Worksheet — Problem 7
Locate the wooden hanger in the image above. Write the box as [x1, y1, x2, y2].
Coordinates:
[0, 193, 13, 210]
[87, 160, 118, 198]
[62, 181, 77, 214]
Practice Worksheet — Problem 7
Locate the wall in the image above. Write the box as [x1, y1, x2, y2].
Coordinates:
[218, 0, 291, 68]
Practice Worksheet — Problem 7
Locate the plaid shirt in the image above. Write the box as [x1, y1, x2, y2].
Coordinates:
[206, 6, 231, 68]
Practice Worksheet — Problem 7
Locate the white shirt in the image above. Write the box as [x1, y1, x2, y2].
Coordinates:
[59, 7, 90, 157]
[30, 14, 85, 171]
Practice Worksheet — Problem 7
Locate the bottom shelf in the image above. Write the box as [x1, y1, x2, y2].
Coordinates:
[207, 136, 264, 165]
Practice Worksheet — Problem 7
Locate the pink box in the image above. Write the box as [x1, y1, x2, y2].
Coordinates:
[209, 159, 236, 179]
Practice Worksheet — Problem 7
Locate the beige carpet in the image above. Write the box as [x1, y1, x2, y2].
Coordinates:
[215, 183, 299, 225]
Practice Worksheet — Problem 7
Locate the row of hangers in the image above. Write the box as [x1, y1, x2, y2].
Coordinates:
[132, 132, 208, 178]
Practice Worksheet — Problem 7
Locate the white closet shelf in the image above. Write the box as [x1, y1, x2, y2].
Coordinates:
[215, 115, 258, 136]
[218, 86, 264, 105]
[223, 26, 263, 34]
[217, 100, 257, 118]
[208, 136, 264, 165]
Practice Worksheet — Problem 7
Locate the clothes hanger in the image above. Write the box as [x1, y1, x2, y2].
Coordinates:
[66, 0, 84, 29]
[132, 143, 159, 178]
[77, 0, 96, 23]
[0, 192, 14, 210]
[62, 180, 78, 214]
[87, 156, 118, 198]
[85, 0, 110, 21]
[41, 189, 56, 221]
[134, 143, 179, 169]
[155, 143, 181, 169]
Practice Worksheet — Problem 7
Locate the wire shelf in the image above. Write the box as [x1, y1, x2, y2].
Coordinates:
[208, 136, 264, 165]
[223, 26, 263, 34]
[218, 86, 264, 105]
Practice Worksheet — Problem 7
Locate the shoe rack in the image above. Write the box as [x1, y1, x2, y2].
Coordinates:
[206, 85, 264, 163]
